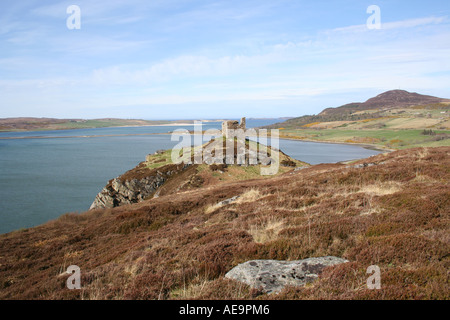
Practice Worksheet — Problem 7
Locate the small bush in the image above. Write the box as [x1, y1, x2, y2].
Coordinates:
[421, 129, 436, 136]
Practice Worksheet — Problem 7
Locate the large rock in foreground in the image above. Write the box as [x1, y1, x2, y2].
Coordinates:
[225, 256, 348, 294]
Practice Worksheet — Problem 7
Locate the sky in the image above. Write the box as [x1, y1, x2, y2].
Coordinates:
[0, 0, 449, 119]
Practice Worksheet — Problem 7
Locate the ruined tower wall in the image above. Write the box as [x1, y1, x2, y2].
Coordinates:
[222, 117, 246, 138]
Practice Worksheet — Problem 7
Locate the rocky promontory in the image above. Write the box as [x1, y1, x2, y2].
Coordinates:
[90, 138, 307, 210]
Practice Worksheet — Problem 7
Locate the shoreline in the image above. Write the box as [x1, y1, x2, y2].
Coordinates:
[0, 132, 172, 140]
[0, 124, 194, 133]
[0, 128, 396, 152]
[0, 120, 224, 133]
[278, 136, 395, 153]
[109, 123, 198, 128]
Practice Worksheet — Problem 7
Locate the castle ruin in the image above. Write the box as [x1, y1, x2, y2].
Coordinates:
[222, 117, 246, 138]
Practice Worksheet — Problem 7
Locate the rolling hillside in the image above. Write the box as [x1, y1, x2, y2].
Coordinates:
[264, 90, 450, 150]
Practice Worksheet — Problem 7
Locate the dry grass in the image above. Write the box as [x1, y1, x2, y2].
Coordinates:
[358, 182, 402, 196]
[247, 216, 285, 244]
[204, 188, 262, 214]
[385, 118, 442, 129]
[204, 201, 227, 214]
[235, 188, 262, 204]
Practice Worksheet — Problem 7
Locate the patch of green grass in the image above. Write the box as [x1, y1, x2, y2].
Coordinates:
[146, 150, 174, 169]
[240, 165, 261, 177]
[280, 128, 450, 149]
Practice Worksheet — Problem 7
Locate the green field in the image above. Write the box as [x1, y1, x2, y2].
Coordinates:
[280, 128, 450, 150]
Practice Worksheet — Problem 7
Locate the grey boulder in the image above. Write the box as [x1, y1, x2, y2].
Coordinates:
[225, 256, 348, 294]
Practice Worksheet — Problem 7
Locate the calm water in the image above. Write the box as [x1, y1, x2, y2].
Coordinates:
[0, 120, 381, 234]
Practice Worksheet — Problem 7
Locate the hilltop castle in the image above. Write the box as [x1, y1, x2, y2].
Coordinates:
[221, 117, 246, 138]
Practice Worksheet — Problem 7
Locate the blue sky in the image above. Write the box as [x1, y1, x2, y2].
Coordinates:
[0, 0, 449, 119]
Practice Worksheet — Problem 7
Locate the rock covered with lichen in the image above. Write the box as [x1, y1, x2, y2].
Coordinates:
[225, 256, 349, 294]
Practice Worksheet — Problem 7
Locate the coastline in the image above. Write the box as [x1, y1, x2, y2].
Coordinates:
[110, 123, 199, 128]
[278, 135, 395, 153]
[0, 124, 199, 133]
[0, 127, 396, 152]
[0, 120, 223, 133]
[0, 132, 173, 140]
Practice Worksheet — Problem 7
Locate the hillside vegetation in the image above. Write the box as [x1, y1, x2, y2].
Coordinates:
[1, 146, 448, 300]
[265, 90, 450, 150]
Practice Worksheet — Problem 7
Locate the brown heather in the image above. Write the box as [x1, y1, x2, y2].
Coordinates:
[0, 147, 449, 300]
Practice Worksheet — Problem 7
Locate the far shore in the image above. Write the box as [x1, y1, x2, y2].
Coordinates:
[112, 123, 200, 128]
[277, 135, 394, 153]
[0, 119, 224, 133]
[0, 128, 394, 153]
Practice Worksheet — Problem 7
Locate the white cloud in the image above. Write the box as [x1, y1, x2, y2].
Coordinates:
[90, 53, 274, 85]
[383, 16, 447, 30]
[331, 16, 448, 34]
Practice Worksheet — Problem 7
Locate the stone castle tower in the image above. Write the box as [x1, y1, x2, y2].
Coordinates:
[222, 117, 246, 138]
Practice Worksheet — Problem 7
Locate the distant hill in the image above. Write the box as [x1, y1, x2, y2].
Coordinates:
[320, 90, 449, 117]
[264, 90, 450, 129]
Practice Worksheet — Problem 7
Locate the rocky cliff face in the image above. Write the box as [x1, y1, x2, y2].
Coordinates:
[89, 162, 191, 210]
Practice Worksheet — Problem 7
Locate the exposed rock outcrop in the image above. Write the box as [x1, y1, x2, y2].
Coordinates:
[225, 256, 349, 294]
[89, 162, 191, 210]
